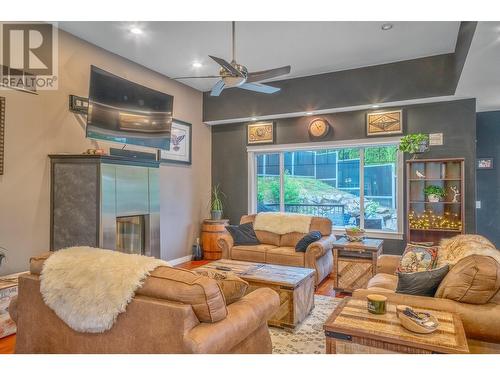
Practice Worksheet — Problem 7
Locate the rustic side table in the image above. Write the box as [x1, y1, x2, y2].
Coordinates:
[331, 237, 383, 292]
[201, 219, 229, 260]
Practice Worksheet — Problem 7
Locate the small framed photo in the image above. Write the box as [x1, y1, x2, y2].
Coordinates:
[366, 109, 403, 137]
[158, 120, 192, 165]
[477, 158, 494, 169]
[247, 121, 275, 145]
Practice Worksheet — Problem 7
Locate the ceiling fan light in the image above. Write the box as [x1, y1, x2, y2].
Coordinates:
[222, 75, 246, 88]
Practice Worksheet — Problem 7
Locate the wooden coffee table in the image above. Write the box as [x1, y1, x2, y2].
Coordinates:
[199, 259, 315, 330]
[324, 298, 469, 354]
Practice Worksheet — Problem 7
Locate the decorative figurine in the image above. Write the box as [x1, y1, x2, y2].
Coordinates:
[416, 170, 426, 179]
[450, 186, 460, 203]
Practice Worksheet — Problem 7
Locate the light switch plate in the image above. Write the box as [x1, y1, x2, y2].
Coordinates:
[476, 201, 481, 209]
[429, 133, 444, 146]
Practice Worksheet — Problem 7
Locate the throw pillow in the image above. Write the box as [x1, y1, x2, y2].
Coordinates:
[194, 269, 249, 305]
[435, 254, 500, 304]
[396, 265, 449, 297]
[397, 243, 439, 273]
[295, 231, 322, 252]
[225, 222, 260, 246]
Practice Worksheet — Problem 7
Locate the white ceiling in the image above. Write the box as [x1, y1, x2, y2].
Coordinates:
[456, 22, 500, 112]
[58, 21, 460, 92]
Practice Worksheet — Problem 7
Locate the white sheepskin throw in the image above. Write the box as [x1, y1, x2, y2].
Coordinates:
[253, 212, 312, 235]
[436, 235, 500, 268]
[40, 246, 168, 333]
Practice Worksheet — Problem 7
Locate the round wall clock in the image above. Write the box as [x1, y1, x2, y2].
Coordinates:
[308, 118, 331, 139]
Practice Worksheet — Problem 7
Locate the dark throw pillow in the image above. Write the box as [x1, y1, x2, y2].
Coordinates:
[396, 265, 449, 297]
[225, 222, 260, 246]
[295, 231, 322, 252]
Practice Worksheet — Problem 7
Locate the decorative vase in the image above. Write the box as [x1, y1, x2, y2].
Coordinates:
[192, 238, 203, 261]
[410, 140, 430, 160]
[427, 194, 440, 203]
[211, 210, 222, 220]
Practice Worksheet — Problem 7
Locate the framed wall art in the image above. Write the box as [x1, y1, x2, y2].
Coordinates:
[247, 121, 275, 145]
[0, 97, 5, 175]
[366, 109, 403, 137]
[477, 158, 494, 169]
[158, 119, 192, 165]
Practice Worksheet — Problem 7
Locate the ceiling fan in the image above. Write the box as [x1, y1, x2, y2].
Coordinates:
[173, 21, 291, 96]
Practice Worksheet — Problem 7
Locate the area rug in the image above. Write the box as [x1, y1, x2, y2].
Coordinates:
[270, 295, 341, 354]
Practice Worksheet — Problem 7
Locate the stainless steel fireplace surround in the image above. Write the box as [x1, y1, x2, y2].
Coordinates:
[49, 154, 160, 258]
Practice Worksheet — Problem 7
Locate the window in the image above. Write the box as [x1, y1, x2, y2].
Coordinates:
[250, 142, 402, 237]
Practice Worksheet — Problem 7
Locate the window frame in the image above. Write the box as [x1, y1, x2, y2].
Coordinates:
[247, 136, 404, 240]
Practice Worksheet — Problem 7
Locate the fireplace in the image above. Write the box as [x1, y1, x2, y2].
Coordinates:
[49, 155, 161, 258]
[116, 216, 145, 255]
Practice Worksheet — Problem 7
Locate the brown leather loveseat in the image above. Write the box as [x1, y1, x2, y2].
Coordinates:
[218, 214, 335, 286]
[9, 253, 280, 354]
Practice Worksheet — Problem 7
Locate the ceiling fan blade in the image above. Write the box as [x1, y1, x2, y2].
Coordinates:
[239, 82, 281, 94]
[209, 55, 243, 77]
[173, 75, 221, 80]
[210, 80, 226, 96]
[246, 66, 291, 83]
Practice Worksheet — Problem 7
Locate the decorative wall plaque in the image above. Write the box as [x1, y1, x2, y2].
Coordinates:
[0, 97, 5, 175]
[247, 121, 275, 145]
[366, 110, 403, 136]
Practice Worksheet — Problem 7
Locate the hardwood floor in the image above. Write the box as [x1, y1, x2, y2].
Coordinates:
[0, 260, 348, 354]
[0, 334, 15, 354]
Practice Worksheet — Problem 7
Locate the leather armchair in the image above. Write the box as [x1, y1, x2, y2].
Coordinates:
[10, 254, 280, 354]
[353, 253, 500, 353]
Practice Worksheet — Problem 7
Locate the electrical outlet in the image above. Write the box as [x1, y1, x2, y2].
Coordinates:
[476, 201, 481, 209]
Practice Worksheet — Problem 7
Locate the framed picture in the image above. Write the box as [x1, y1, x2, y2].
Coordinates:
[477, 158, 494, 169]
[0, 97, 5, 175]
[366, 109, 403, 137]
[158, 119, 192, 165]
[247, 121, 275, 145]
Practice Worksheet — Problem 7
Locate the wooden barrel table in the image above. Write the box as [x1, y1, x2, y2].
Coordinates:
[201, 219, 229, 260]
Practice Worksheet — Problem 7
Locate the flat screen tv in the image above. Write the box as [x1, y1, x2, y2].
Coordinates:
[86, 65, 173, 150]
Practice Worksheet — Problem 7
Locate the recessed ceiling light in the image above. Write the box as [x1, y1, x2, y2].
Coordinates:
[381, 23, 393, 31]
[305, 112, 313, 115]
[192, 62, 202, 68]
[130, 27, 143, 35]
[371, 104, 380, 108]
[251, 117, 258, 121]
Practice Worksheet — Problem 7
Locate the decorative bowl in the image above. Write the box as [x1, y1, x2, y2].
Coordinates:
[396, 305, 439, 334]
[345, 227, 365, 242]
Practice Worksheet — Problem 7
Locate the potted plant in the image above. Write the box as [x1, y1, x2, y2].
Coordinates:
[398, 133, 429, 159]
[210, 184, 225, 220]
[424, 185, 446, 202]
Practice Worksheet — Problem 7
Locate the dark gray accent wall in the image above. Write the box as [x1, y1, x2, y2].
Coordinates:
[212, 98, 476, 255]
[476, 111, 500, 247]
[203, 22, 476, 123]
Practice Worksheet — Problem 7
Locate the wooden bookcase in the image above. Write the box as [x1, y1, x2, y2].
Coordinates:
[406, 158, 465, 244]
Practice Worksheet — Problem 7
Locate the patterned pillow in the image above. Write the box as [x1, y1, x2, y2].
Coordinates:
[397, 244, 439, 273]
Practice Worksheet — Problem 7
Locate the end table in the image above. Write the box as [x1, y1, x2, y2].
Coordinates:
[331, 237, 383, 292]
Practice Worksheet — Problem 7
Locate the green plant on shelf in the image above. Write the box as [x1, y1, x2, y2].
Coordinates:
[423, 185, 446, 198]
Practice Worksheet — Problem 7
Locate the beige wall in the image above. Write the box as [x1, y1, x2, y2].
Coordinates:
[0, 29, 211, 275]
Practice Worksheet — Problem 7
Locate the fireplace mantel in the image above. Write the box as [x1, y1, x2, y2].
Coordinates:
[49, 154, 161, 258]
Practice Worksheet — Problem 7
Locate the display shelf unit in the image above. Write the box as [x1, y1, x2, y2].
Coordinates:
[406, 158, 465, 244]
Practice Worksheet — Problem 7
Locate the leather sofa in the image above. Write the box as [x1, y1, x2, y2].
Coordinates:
[218, 214, 335, 286]
[9, 253, 280, 354]
[353, 254, 500, 353]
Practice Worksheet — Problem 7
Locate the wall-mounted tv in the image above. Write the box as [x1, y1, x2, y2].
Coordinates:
[86, 65, 173, 150]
